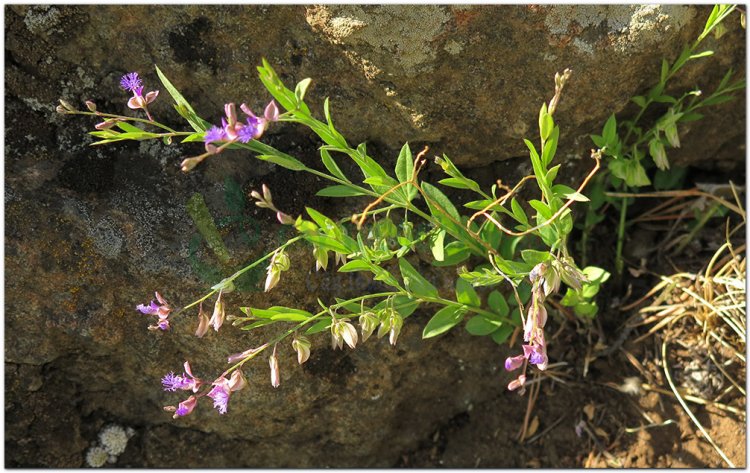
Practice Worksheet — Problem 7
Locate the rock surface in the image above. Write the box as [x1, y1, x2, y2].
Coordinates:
[4, 4, 745, 467]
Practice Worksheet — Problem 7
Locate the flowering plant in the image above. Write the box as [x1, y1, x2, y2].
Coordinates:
[60, 59, 605, 416]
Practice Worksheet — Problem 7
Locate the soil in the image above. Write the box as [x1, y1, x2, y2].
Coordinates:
[398, 175, 747, 468]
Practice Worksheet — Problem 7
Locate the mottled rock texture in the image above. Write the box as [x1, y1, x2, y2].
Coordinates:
[4, 4, 745, 467]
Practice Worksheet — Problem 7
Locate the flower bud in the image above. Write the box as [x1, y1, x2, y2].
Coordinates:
[276, 211, 294, 225]
[273, 250, 290, 272]
[264, 100, 280, 122]
[292, 335, 311, 364]
[195, 303, 210, 338]
[85, 100, 97, 112]
[209, 290, 225, 332]
[664, 123, 680, 148]
[313, 245, 329, 271]
[56, 105, 68, 114]
[58, 99, 75, 111]
[269, 349, 280, 388]
[181, 155, 208, 172]
[388, 312, 404, 346]
[94, 119, 118, 130]
[229, 370, 247, 392]
[649, 138, 669, 170]
[262, 184, 273, 204]
[359, 311, 378, 343]
[264, 269, 280, 293]
[508, 374, 527, 392]
[340, 321, 358, 349]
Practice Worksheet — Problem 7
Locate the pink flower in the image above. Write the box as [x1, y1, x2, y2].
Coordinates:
[137, 291, 172, 331]
[164, 395, 198, 419]
[207, 371, 247, 415]
[120, 72, 158, 120]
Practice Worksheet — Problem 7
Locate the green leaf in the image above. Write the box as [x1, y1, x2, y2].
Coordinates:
[590, 134, 607, 148]
[542, 127, 559, 168]
[338, 260, 371, 272]
[689, 50, 714, 60]
[399, 258, 439, 298]
[701, 95, 735, 107]
[574, 301, 598, 318]
[256, 154, 307, 171]
[363, 176, 398, 187]
[465, 316, 503, 336]
[510, 198, 528, 225]
[432, 241, 471, 267]
[422, 305, 466, 338]
[438, 177, 481, 192]
[429, 229, 446, 262]
[240, 319, 275, 330]
[582, 283, 601, 299]
[487, 290, 509, 317]
[631, 95, 647, 108]
[521, 249, 551, 266]
[305, 317, 333, 334]
[181, 132, 205, 143]
[660, 58, 669, 83]
[582, 266, 611, 284]
[395, 142, 413, 183]
[421, 181, 460, 221]
[316, 185, 368, 198]
[540, 111, 554, 141]
[464, 199, 502, 211]
[602, 114, 617, 144]
[528, 199, 552, 220]
[116, 122, 144, 133]
[305, 235, 351, 254]
[294, 78, 312, 103]
[154, 65, 211, 132]
[490, 323, 514, 345]
[320, 149, 349, 182]
[455, 278, 481, 307]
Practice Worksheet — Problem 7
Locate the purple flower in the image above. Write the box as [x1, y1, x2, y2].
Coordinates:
[138, 291, 173, 331]
[120, 72, 143, 93]
[161, 361, 202, 392]
[120, 72, 158, 120]
[237, 117, 263, 143]
[208, 382, 231, 414]
[161, 372, 192, 391]
[523, 343, 548, 369]
[204, 126, 226, 144]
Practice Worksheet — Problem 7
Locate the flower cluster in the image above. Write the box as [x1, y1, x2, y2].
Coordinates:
[137, 291, 172, 331]
[251, 184, 294, 225]
[120, 72, 158, 121]
[504, 263, 550, 392]
[162, 361, 247, 418]
[181, 101, 279, 172]
[504, 258, 588, 392]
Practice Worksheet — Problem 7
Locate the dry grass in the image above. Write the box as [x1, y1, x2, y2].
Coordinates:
[622, 182, 745, 467]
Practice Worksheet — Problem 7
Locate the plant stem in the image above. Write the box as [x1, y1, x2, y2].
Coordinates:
[615, 194, 629, 278]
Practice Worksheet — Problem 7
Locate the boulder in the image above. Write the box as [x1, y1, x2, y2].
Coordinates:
[4, 4, 744, 467]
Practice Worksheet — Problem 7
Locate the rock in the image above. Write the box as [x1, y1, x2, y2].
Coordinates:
[4, 4, 744, 467]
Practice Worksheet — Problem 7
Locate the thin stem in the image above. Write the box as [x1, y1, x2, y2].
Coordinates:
[72, 110, 180, 133]
[615, 192, 628, 277]
[179, 235, 304, 313]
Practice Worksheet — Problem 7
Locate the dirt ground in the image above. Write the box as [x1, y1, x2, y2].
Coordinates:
[400, 178, 746, 468]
